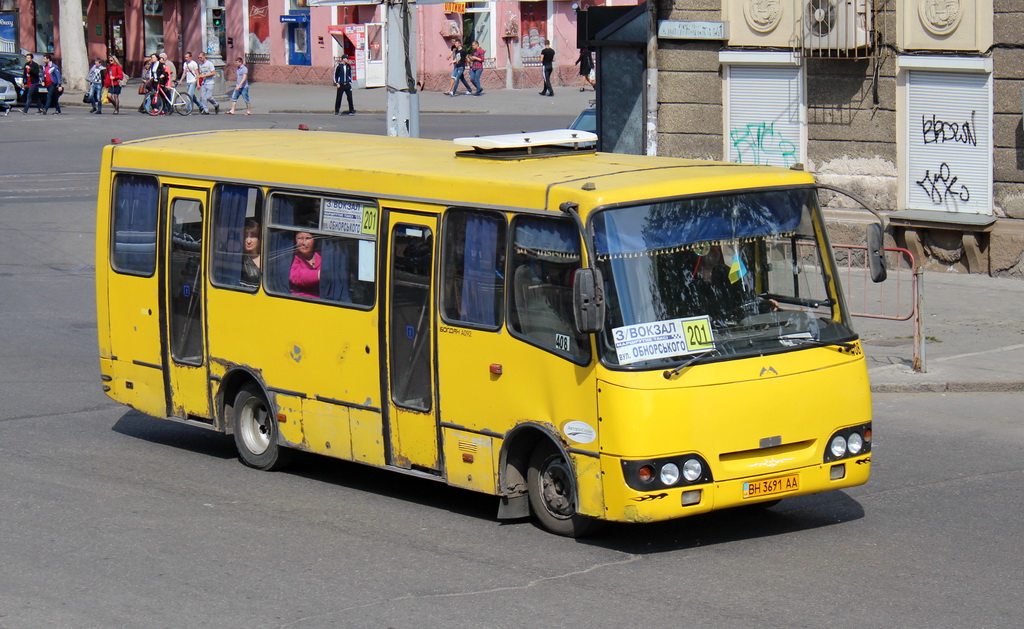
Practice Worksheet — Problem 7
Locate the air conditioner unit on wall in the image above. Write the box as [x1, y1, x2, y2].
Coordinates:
[803, 0, 872, 52]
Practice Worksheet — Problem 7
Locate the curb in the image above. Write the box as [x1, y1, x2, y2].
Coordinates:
[871, 381, 1024, 394]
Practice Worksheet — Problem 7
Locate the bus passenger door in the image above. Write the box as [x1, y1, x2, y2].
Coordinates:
[163, 188, 212, 420]
[384, 214, 439, 472]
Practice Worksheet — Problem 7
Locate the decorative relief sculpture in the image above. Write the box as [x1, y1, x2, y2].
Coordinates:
[744, 0, 784, 34]
[919, 0, 963, 36]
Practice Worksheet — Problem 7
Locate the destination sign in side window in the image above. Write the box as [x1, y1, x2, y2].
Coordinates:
[320, 198, 378, 239]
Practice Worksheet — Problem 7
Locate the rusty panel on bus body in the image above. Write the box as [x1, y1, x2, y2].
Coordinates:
[436, 330, 599, 477]
[205, 290, 383, 453]
[596, 346, 871, 479]
[99, 166, 165, 419]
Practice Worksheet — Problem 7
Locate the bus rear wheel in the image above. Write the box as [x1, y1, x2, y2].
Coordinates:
[232, 383, 293, 471]
[527, 441, 599, 537]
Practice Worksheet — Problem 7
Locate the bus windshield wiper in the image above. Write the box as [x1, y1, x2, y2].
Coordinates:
[759, 292, 835, 308]
[767, 335, 856, 350]
[663, 348, 719, 379]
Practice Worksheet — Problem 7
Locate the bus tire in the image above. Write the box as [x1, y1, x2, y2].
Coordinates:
[232, 383, 293, 471]
[527, 441, 599, 538]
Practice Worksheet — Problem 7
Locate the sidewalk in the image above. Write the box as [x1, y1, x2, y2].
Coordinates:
[856, 272, 1024, 393]
[60, 80, 595, 118]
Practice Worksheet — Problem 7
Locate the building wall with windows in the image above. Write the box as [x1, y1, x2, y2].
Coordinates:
[13, 1, 635, 89]
[655, 0, 1024, 276]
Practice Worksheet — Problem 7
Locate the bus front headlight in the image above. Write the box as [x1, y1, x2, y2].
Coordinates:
[622, 454, 712, 491]
[823, 423, 872, 463]
[847, 432, 863, 455]
[660, 463, 680, 486]
[682, 458, 703, 482]
[830, 435, 847, 458]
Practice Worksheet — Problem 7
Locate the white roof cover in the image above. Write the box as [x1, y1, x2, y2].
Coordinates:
[453, 129, 599, 150]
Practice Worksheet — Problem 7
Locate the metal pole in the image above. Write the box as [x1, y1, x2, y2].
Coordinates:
[644, 1, 658, 156]
[913, 267, 926, 373]
[385, 0, 420, 137]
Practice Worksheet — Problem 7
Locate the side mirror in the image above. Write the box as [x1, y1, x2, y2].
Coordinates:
[573, 267, 605, 333]
[867, 223, 887, 283]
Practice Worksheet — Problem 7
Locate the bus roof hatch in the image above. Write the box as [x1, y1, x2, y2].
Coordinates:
[453, 129, 598, 160]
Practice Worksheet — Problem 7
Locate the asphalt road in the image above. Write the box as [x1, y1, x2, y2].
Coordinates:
[1, 111, 1022, 628]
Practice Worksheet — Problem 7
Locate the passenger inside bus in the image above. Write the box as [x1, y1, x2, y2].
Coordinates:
[682, 244, 745, 323]
[289, 231, 321, 298]
[241, 218, 262, 288]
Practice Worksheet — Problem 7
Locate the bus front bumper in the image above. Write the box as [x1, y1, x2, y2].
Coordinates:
[599, 453, 871, 524]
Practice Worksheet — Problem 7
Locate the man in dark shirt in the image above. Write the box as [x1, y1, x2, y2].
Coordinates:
[539, 41, 555, 97]
[22, 53, 41, 114]
[333, 54, 355, 115]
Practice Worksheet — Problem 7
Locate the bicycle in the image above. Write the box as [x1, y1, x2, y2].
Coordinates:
[144, 82, 192, 116]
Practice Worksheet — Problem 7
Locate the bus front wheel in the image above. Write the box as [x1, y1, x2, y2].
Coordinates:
[527, 442, 599, 537]
[232, 383, 293, 471]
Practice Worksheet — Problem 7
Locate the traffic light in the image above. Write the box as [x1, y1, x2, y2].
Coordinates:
[211, 9, 224, 29]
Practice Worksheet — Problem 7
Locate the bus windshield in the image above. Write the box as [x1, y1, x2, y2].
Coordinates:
[592, 188, 855, 369]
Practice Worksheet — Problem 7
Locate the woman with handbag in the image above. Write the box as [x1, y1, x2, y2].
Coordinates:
[105, 54, 125, 115]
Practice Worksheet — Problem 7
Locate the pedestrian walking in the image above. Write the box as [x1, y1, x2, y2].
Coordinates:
[539, 40, 555, 97]
[159, 52, 176, 85]
[226, 57, 251, 115]
[86, 58, 106, 114]
[575, 48, 595, 91]
[138, 53, 159, 113]
[105, 54, 125, 114]
[40, 54, 63, 115]
[179, 51, 204, 113]
[444, 40, 472, 96]
[197, 52, 219, 114]
[21, 53, 41, 114]
[154, 54, 173, 114]
[468, 41, 485, 96]
[333, 54, 355, 115]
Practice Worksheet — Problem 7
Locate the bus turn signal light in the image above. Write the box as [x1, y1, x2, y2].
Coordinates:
[637, 465, 655, 483]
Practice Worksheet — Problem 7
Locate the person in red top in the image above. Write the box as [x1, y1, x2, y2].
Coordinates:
[40, 53, 63, 115]
[104, 54, 125, 114]
[21, 53, 41, 114]
[289, 232, 321, 298]
[468, 41, 485, 96]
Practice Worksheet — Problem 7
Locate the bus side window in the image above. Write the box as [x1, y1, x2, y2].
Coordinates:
[508, 216, 590, 363]
[210, 184, 264, 291]
[264, 192, 376, 307]
[110, 174, 159, 276]
[440, 209, 505, 328]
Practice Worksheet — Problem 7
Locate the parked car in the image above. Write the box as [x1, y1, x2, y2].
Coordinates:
[569, 105, 596, 135]
[0, 76, 16, 113]
[0, 52, 27, 103]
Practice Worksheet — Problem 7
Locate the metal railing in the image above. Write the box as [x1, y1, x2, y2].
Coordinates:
[833, 244, 925, 372]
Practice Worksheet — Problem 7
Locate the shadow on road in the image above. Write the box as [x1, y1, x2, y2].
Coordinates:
[111, 409, 865, 550]
[112, 410, 236, 460]
[580, 492, 865, 553]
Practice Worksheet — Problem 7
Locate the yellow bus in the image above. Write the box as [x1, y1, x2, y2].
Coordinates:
[96, 128, 881, 536]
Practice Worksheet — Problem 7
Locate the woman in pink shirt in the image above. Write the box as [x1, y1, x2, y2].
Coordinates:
[289, 232, 320, 297]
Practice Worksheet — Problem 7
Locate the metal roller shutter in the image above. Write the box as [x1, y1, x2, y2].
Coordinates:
[726, 65, 803, 168]
[906, 70, 992, 214]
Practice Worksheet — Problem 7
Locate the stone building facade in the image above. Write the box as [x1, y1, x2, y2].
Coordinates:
[654, 0, 1024, 276]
